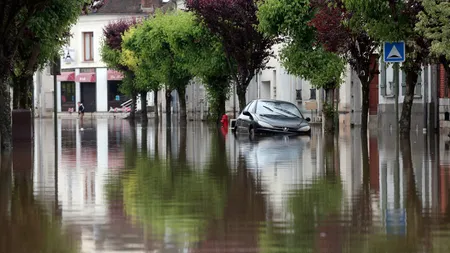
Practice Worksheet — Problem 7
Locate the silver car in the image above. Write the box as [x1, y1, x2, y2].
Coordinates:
[232, 99, 311, 137]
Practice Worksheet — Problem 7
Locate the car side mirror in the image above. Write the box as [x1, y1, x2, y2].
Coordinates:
[243, 111, 251, 117]
[306, 117, 311, 122]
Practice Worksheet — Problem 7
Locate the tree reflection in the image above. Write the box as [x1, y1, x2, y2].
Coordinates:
[117, 126, 228, 247]
[346, 136, 429, 253]
[259, 134, 344, 253]
[0, 154, 79, 253]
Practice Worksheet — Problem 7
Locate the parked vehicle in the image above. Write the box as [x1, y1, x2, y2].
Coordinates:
[232, 99, 311, 137]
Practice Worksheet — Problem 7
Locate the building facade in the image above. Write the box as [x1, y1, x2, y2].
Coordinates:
[33, 0, 170, 117]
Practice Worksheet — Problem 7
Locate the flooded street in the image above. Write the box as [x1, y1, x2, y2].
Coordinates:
[1, 118, 450, 252]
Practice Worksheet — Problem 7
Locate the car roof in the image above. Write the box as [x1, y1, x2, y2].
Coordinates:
[252, 99, 294, 103]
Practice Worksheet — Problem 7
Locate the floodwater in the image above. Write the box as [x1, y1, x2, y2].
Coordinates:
[1, 118, 450, 253]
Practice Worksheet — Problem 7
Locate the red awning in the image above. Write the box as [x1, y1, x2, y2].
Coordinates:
[57, 72, 75, 82]
[107, 69, 124, 80]
[75, 72, 96, 83]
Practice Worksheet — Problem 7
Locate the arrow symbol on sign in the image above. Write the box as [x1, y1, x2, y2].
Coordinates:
[387, 45, 402, 59]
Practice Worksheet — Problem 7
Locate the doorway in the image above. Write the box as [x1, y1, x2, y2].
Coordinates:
[261, 81, 270, 99]
[81, 82, 96, 112]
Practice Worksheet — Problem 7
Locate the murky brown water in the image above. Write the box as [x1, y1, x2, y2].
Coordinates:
[1, 118, 450, 252]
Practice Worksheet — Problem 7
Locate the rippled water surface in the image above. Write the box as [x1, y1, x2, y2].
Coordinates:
[1, 118, 450, 253]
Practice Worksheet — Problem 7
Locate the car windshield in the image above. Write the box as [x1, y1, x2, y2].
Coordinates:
[256, 101, 304, 118]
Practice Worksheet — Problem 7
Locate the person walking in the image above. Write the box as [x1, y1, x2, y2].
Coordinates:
[78, 101, 85, 131]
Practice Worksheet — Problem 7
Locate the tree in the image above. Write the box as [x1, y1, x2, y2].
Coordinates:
[257, 0, 346, 132]
[416, 0, 450, 86]
[0, 0, 88, 151]
[344, 0, 430, 135]
[166, 14, 232, 123]
[123, 11, 197, 122]
[101, 18, 142, 121]
[11, 0, 83, 110]
[186, 0, 275, 113]
[309, 0, 379, 133]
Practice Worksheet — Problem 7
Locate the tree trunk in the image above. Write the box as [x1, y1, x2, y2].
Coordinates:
[0, 78, 12, 151]
[19, 75, 31, 109]
[217, 92, 227, 124]
[140, 91, 148, 122]
[13, 81, 19, 110]
[323, 88, 335, 133]
[399, 70, 418, 135]
[361, 82, 370, 134]
[129, 93, 137, 121]
[153, 89, 159, 119]
[165, 88, 172, 120]
[236, 85, 247, 113]
[176, 86, 187, 123]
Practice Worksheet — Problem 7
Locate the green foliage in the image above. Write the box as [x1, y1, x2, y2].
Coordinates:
[416, 0, 450, 60]
[259, 176, 343, 252]
[123, 10, 194, 92]
[257, 0, 345, 88]
[13, 0, 85, 76]
[343, 0, 429, 70]
[123, 10, 232, 118]
[122, 157, 227, 246]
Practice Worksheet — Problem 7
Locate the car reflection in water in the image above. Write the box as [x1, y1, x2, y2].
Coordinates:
[233, 99, 311, 138]
[235, 133, 311, 170]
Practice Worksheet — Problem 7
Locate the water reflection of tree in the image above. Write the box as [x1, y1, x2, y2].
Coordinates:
[0, 155, 78, 253]
[259, 134, 344, 253]
[118, 125, 228, 247]
[346, 136, 430, 253]
[193, 129, 268, 253]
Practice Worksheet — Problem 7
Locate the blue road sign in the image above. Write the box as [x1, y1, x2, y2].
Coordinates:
[384, 41, 405, 63]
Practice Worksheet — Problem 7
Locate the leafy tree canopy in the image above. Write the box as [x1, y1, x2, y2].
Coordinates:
[186, 0, 275, 110]
[123, 10, 196, 91]
[416, 0, 450, 60]
[13, 0, 86, 77]
[257, 0, 345, 88]
[343, 0, 429, 70]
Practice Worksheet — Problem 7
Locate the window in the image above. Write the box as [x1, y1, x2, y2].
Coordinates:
[61, 82, 75, 111]
[83, 32, 94, 61]
[310, 89, 316, 100]
[256, 100, 304, 118]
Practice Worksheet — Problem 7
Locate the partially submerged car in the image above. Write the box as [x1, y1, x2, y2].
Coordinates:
[232, 99, 311, 137]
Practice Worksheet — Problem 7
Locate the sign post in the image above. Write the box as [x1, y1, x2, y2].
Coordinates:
[384, 41, 405, 190]
[383, 41, 406, 127]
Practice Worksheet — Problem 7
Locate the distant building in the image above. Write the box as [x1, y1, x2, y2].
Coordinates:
[33, 0, 172, 117]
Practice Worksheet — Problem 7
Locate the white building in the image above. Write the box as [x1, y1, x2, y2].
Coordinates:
[33, 0, 170, 117]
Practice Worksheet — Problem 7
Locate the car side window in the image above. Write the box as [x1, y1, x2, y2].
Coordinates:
[248, 100, 257, 113]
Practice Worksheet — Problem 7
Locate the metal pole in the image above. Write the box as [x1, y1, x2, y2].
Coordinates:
[53, 73, 58, 140]
[423, 66, 429, 133]
[394, 62, 400, 129]
[431, 64, 439, 132]
[233, 82, 236, 119]
[53, 72, 59, 216]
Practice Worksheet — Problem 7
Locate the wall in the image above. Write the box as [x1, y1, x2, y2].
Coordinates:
[33, 65, 56, 118]
[378, 62, 432, 130]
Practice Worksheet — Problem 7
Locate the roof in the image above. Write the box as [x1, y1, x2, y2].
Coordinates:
[97, 0, 143, 14]
[82, 0, 170, 15]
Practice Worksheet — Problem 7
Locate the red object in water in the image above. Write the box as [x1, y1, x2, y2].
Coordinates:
[221, 114, 229, 128]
